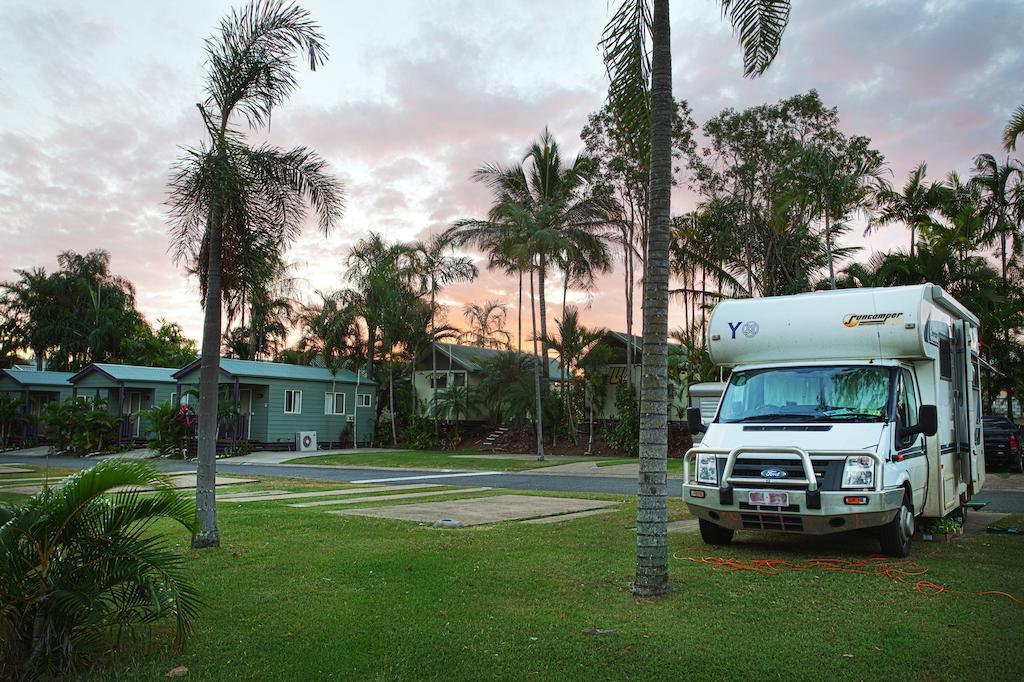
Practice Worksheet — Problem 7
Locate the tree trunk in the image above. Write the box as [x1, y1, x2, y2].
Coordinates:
[193, 214, 223, 549]
[825, 206, 836, 290]
[529, 268, 545, 461]
[634, 0, 671, 597]
[389, 357, 397, 446]
[518, 269, 523, 353]
[625, 235, 635, 388]
[431, 285, 439, 435]
[537, 255, 549, 379]
[352, 368, 360, 448]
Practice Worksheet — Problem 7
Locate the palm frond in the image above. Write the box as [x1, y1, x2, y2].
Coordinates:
[721, 0, 791, 77]
[1003, 104, 1024, 152]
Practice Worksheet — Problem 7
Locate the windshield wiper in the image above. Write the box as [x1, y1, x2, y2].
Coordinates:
[729, 413, 819, 423]
[822, 408, 885, 421]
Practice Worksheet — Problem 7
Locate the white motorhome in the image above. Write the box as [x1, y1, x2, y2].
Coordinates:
[683, 284, 985, 557]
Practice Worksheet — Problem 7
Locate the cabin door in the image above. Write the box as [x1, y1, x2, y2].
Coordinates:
[239, 389, 253, 439]
[126, 392, 143, 437]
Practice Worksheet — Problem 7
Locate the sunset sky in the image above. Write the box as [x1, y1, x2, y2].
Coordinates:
[1, 0, 1021, 345]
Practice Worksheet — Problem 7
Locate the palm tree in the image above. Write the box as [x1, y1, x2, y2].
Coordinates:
[463, 300, 511, 349]
[167, 1, 344, 548]
[411, 234, 478, 429]
[971, 153, 1022, 280]
[875, 163, 946, 257]
[541, 307, 607, 445]
[784, 141, 887, 289]
[0, 460, 198, 677]
[1004, 104, 1024, 152]
[602, 0, 790, 597]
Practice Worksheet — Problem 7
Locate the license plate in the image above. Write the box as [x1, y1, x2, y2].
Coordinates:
[748, 491, 790, 506]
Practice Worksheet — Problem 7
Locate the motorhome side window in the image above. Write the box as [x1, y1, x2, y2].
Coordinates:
[938, 337, 952, 380]
[896, 368, 920, 433]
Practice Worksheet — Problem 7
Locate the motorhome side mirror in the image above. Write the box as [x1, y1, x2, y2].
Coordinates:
[686, 407, 707, 435]
[917, 404, 938, 437]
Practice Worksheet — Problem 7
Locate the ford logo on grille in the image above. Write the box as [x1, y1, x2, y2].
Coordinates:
[761, 468, 787, 478]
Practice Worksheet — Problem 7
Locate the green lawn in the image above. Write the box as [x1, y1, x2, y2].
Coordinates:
[286, 449, 604, 471]
[68, 473, 1024, 681]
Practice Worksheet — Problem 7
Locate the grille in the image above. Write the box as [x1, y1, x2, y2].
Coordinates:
[741, 513, 804, 531]
[726, 457, 834, 489]
[740, 502, 801, 513]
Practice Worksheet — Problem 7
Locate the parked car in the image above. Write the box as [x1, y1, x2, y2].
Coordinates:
[982, 415, 1024, 473]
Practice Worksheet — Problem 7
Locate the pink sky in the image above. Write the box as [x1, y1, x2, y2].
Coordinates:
[1, 0, 1020, 346]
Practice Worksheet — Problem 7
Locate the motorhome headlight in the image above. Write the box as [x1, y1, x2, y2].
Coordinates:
[696, 454, 718, 485]
[842, 455, 875, 489]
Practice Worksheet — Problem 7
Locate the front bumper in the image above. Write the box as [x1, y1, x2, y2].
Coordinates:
[683, 484, 904, 534]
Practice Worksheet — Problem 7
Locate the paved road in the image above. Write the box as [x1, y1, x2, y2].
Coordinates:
[3, 454, 1022, 513]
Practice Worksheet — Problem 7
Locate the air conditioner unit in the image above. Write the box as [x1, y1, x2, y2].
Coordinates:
[295, 431, 317, 452]
[346, 415, 355, 423]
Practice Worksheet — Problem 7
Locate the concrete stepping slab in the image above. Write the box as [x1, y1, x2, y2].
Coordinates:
[212, 489, 291, 500]
[290, 487, 490, 508]
[221, 484, 439, 503]
[521, 508, 619, 524]
[329, 494, 617, 526]
[958, 510, 1010, 539]
[0, 466, 34, 474]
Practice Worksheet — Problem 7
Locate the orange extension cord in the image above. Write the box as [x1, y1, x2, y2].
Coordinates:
[671, 548, 1023, 605]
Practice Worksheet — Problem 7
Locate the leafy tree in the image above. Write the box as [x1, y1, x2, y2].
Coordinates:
[0, 251, 142, 370]
[166, 1, 343, 548]
[0, 460, 198, 678]
[602, 0, 790, 596]
[783, 139, 888, 288]
[120, 320, 198, 368]
[581, 101, 695, 385]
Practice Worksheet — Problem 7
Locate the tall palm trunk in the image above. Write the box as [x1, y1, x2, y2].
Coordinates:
[518, 270, 523, 353]
[625, 240, 634, 387]
[537, 255, 549, 379]
[561, 274, 575, 445]
[529, 267, 545, 461]
[388, 355, 398, 446]
[824, 206, 836, 289]
[430, 284, 439, 434]
[194, 213, 222, 549]
[634, 0, 671, 597]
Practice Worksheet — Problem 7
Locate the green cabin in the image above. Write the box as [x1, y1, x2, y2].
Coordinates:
[172, 358, 375, 450]
[0, 368, 75, 441]
[68, 363, 178, 443]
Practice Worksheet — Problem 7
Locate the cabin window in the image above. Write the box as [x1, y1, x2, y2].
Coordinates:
[429, 373, 447, 389]
[939, 337, 952, 381]
[284, 390, 302, 414]
[357, 393, 371, 408]
[324, 392, 345, 415]
[607, 366, 627, 384]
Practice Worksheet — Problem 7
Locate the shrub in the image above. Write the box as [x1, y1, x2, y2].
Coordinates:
[139, 401, 195, 458]
[401, 414, 441, 450]
[0, 459, 199, 679]
[0, 394, 26, 448]
[925, 515, 964, 535]
[604, 384, 639, 456]
[40, 397, 120, 455]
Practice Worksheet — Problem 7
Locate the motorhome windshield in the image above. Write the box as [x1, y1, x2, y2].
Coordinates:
[718, 365, 891, 424]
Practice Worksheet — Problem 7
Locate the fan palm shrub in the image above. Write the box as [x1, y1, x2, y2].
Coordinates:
[0, 395, 25, 449]
[0, 459, 199, 678]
